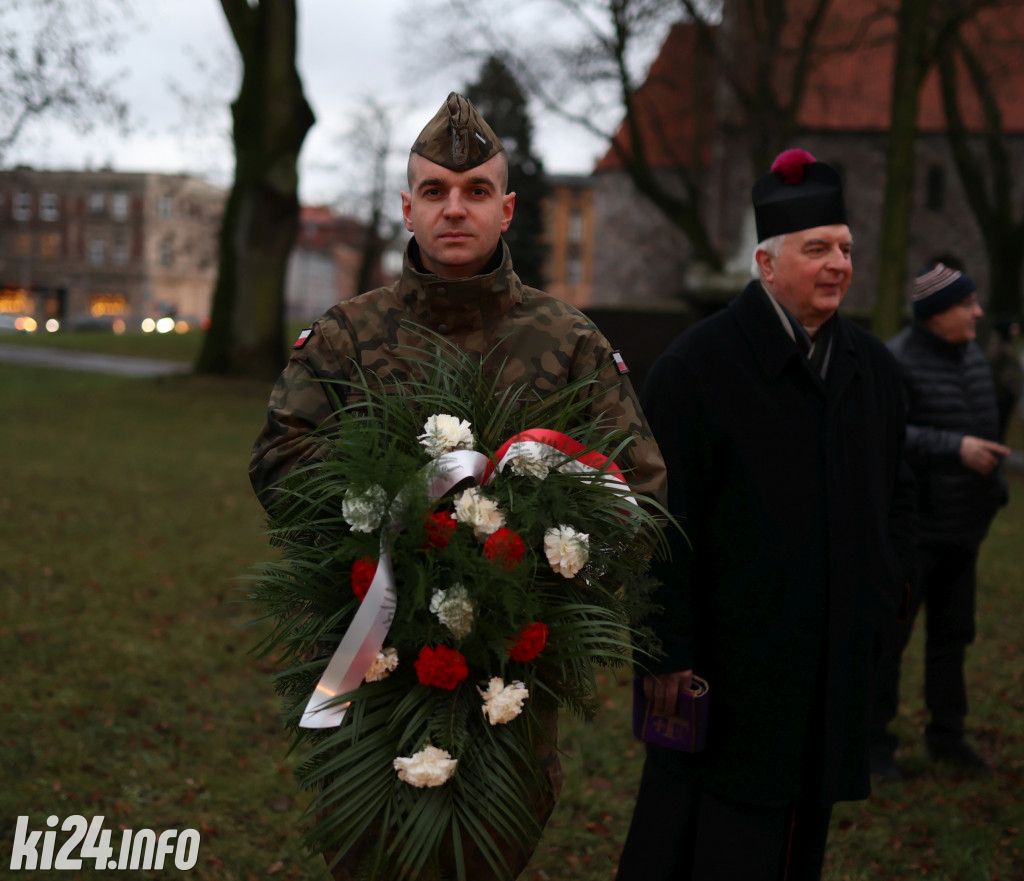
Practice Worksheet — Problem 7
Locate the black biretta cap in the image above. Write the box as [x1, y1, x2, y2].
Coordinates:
[752, 149, 847, 241]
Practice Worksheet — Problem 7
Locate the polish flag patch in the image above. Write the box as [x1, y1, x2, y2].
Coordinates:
[293, 327, 313, 349]
[611, 350, 630, 375]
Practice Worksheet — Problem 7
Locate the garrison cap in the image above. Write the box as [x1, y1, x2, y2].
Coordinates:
[752, 148, 847, 241]
[411, 92, 505, 171]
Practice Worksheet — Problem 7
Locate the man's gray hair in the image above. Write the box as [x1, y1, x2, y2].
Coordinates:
[751, 235, 786, 279]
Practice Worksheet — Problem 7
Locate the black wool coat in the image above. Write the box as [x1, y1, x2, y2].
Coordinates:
[642, 281, 915, 807]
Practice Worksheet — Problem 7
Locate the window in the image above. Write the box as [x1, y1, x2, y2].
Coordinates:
[567, 242, 583, 284]
[90, 294, 127, 317]
[89, 192, 105, 214]
[113, 233, 129, 265]
[567, 257, 583, 285]
[89, 238, 106, 265]
[568, 209, 584, 244]
[159, 194, 173, 219]
[41, 192, 59, 221]
[0, 288, 31, 313]
[111, 191, 129, 220]
[40, 233, 61, 258]
[160, 238, 174, 267]
[925, 165, 945, 211]
[13, 191, 32, 221]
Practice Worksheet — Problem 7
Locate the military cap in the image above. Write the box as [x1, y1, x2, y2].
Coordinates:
[752, 148, 847, 241]
[411, 91, 505, 171]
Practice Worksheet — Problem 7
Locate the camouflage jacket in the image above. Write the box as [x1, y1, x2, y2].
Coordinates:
[249, 239, 666, 509]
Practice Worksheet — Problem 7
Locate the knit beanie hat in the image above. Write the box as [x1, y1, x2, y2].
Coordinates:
[912, 262, 975, 321]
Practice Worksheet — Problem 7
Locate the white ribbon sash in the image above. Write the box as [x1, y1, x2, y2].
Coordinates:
[299, 449, 491, 728]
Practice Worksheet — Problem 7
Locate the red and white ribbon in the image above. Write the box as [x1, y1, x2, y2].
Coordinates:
[490, 429, 637, 508]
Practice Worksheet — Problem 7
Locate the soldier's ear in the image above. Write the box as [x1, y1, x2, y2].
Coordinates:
[501, 191, 515, 232]
[401, 191, 414, 232]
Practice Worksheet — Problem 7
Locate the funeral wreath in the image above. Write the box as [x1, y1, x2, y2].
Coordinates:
[248, 328, 668, 881]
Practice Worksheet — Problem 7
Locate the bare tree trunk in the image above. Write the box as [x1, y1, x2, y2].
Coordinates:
[196, 0, 315, 379]
[937, 27, 1024, 320]
[873, 0, 932, 340]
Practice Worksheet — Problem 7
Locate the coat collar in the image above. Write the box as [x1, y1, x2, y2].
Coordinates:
[397, 238, 523, 335]
[730, 280, 862, 395]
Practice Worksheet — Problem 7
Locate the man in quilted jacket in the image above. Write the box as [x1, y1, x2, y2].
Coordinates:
[870, 261, 1010, 780]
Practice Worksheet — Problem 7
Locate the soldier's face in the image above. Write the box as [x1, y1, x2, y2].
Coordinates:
[402, 153, 515, 279]
[757, 224, 852, 327]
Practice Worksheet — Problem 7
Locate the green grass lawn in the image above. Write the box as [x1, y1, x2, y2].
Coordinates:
[0, 361, 1021, 880]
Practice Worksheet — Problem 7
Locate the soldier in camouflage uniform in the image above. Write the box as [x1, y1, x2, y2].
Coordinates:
[249, 93, 666, 880]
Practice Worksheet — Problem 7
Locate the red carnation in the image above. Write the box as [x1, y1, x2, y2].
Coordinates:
[771, 148, 816, 184]
[508, 622, 549, 662]
[424, 510, 456, 550]
[351, 556, 377, 601]
[414, 644, 469, 690]
[483, 527, 526, 571]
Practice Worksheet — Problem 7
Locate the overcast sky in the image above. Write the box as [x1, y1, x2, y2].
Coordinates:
[4, 0, 613, 205]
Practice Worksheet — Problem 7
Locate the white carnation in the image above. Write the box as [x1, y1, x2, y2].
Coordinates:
[393, 745, 458, 788]
[507, 442, 555, 479]
[419, 414, 474, 458]
[453, 486, 505, 538]
[479, 677, 529, 725]
[429, 584, 475, 638]
[342, 485, 388, 533]
[543, 524, 590, 578]
[364, 647, 399, 682]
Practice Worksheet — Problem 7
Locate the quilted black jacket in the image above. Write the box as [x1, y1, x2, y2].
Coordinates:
[888, 320, 1007, 546]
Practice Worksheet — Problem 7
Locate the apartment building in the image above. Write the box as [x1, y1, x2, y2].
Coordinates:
[0, 168, 224, 329]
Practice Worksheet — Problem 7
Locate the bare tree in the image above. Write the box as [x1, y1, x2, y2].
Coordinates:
[196, 0, 315, 379]
[678, 0, 842, 201]
[872, 0, 1003, 339]
[401, 0, 723, 257]
[166, 44, 239, 187]
[936, 6, 1024, 320]
[0, 0, 131, 162]
[335, 97, 404, 295]
[403, 0, 866, 272]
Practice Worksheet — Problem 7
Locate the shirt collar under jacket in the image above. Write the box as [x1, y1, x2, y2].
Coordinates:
[758, 282, 835, 379]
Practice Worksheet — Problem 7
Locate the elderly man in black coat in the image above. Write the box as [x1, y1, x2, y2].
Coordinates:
[617, 150, 915, 881]
[869, 263, 1009, 781]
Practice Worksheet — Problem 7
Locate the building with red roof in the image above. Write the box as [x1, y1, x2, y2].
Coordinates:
[589, 2, 1024, 315]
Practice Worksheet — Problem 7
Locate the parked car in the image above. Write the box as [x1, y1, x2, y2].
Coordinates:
[0, 314, 37, 333]
[68, 314, 127, 333]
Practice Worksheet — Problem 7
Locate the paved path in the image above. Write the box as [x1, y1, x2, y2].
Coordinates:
[0, 343, 191, 377]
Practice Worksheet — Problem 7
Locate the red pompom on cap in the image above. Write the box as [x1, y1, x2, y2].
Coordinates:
[771, 148, 817, 184]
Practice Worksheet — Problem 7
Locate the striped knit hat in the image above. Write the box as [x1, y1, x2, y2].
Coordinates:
[912, 262, 975, 321]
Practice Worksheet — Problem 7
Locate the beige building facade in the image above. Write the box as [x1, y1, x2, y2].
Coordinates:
[0, 168, 224, 329]
[541, 175, 595, 309]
